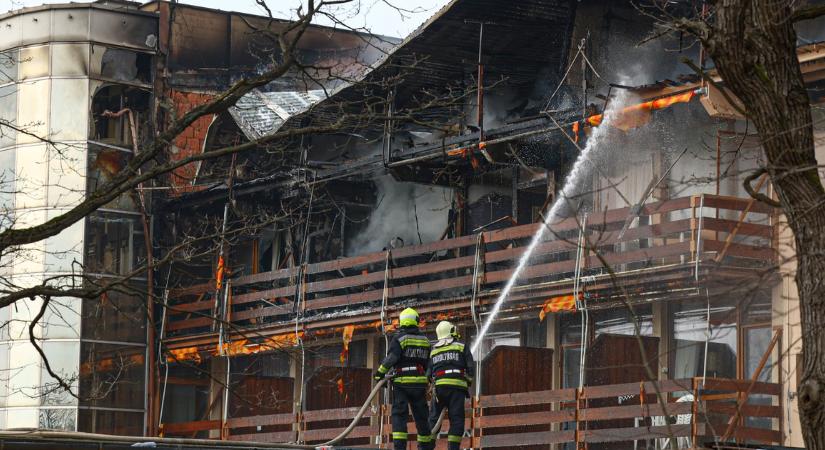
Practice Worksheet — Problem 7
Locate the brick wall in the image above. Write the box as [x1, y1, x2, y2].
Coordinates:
[168, 90, 216, 193]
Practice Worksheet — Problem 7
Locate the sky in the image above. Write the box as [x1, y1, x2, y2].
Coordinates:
[3, 0, 451, 38]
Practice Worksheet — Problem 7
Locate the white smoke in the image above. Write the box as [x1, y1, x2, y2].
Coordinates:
[347, 176, 451, 255]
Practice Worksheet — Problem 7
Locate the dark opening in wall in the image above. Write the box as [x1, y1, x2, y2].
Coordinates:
[90, 85, 151, 147]
[96, 47, 153, 85]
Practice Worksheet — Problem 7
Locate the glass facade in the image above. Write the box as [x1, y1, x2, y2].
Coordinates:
[0, 6, 156, 433]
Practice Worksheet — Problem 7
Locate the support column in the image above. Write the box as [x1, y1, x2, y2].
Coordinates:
[512, 166, 519, 222]
[546, 314, 561, 443]
[290, 349, 305, 442]
[652, 301, 669, 380]
[208, 357, 226, 439]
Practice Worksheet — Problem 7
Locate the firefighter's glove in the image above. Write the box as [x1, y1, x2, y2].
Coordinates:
[373, 370, 386, 381]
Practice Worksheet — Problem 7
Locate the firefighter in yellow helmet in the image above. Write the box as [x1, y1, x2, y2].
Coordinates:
[427, 320, 474, 450]
[374, 308, 433, 450]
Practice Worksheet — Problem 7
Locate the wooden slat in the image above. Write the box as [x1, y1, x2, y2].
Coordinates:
[226, 412, 295, 428]
[579, 401, 693, 422]
[479, 409, 575, 428]
[582, 424, 692, 443]
[704, 402, 782, 418]
[303, 406, 374, 421]
[582, 379, 694, 400]
[481, 430, 576, 447]
[700, 378, 782, 395]
[705, 426, 783, 444]
[161, 419, 221, 434]
[701, 195, 774, 215]
[702, 239, 775, 260]
[231, 304, 294, 321]
[701, 217, 773, 238]
[303, 424, 377, 441]
[170, 300, 215, 313]
[481, 388, 576, 408]
[227, 431, 297, 442]
[166, 316, 213, 332]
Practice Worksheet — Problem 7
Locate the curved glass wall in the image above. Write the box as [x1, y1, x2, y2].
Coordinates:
[0, 5, 156, 434]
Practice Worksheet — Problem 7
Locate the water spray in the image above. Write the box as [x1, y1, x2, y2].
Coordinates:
[471, 92, 630, 354]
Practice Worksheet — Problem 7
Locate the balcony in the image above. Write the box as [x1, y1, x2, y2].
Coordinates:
[163, 193, 776, 347]
[161, 369, 782, 449]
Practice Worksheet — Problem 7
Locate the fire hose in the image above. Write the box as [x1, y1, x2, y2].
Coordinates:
[0, 377, 449, 449]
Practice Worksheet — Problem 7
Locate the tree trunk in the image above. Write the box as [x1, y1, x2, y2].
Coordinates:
[701, 0, 825, 447]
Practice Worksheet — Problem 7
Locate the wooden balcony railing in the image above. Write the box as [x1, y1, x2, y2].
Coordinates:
[160, 376, 783, 448]
[165, 194, 775, 337]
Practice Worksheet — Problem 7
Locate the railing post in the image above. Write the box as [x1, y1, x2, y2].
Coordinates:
[689, 195, 697, 262]
[574, 387, 583, 449]
[691, 377, 699, 447]
[470, 396, 484, 449]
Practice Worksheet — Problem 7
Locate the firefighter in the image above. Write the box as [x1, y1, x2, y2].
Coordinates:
[374, 308, 434, 450]
[427, 320, 475, 450]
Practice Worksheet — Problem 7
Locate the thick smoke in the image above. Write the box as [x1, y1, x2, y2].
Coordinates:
[347, 176, 451, 255]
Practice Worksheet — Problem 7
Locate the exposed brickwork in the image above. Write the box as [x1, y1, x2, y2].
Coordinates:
[168, 90, 216, 194]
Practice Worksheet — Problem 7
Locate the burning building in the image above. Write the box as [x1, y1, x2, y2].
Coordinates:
[0, 0, 823, 449]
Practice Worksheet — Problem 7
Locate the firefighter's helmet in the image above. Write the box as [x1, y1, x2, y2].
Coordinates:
[399, 308, 419, 327]
[436, 321, 458, 340]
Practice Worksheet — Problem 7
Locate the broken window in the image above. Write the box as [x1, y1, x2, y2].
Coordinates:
[87, 144, 137, 211]
[89, 84, 150, 147]
[91, 46, 152, 85]
[84, 212, 145, 276]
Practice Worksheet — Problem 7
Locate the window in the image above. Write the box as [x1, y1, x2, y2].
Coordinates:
[79, 342, 145, 410]
[0, 49, 19, 84]
[89, 85, 150, 147]
[307, 341, 367, 369]
[18, 45, 49, 80]
[40, 341, 79, 406]
[50, 79, 89, 141]
[560, 306, 654, 388]
[77, 409, 143, 436]
[0, 84, 18, 148]
[92, 47, 151, 84]
[16, 80, 49, 144]
[85, 213, 145, 275]
[81, 288, 145, 343]
[51, 43, 89, 78]
[469, 316, 547, 362]
[39, 408, 76, 431]
[87, 145, 137, 211]
[671, 299, 738, 379]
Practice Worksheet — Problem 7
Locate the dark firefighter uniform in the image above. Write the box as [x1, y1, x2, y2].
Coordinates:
[427, 320, 475, 450]
[374, 308, 433, 450]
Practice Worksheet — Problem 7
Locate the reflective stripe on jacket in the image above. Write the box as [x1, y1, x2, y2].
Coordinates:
[378, 326, 431, 386]
[428, 339, 474, 390]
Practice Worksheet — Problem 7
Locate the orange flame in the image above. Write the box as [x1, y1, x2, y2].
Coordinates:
[538, 294, 580, 321]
